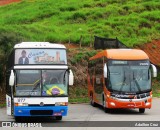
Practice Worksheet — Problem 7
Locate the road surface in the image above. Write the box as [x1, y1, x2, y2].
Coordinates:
[0, 98, 160, 129]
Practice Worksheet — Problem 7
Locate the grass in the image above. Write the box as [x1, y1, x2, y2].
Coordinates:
[0, 0, 160, 103]
[0, 0, 159, 47]
[0, 103, 6, 107]
[153, 94, 160, 98]
[70, 49, 97, 64]
[69, 98, 89, 103]
[69, 86, 89, 103]
[152, 75, 160, 97]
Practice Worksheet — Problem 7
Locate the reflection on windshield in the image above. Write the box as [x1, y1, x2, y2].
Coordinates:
[16, 70, 41, 96]
[108, 65, 151, 93]
[15, 70, 68, 96]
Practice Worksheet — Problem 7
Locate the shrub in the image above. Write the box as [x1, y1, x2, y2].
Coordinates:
[0, 31, 21, 85]
[155, 24, 160, 30]
[70, 12, 86, 20]
[70, 50, 97, 64]
[138, 28, 150, 36]
[138, 18, 151, 28]
[59, 5, 78, 12]
[83, 3, 92, 8]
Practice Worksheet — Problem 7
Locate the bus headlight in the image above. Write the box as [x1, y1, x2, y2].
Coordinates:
[15, 103, 28, 106]
[107, 94, 110, 98]
[110, 102, 115, 106]
[145, 102, 150, 106]
[55, 102, 68, 106]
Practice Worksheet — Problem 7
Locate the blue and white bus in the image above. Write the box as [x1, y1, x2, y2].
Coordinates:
[6, 42, 74, 121]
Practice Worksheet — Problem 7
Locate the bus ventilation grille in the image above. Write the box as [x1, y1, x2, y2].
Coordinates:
[30, 110, 53, 115]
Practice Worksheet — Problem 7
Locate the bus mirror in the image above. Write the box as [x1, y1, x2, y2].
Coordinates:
[69, 69, 74, 86]
[9, 70, 15, 86]
[151, 64, 157, 77]
[104, 63, 107, 78]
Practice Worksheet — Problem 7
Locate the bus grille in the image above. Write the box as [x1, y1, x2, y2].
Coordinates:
[30, 110, 53, 115]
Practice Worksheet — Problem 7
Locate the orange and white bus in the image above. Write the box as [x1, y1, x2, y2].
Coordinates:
[88, 49, 157, 113]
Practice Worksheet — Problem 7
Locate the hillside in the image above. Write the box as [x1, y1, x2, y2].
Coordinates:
[0, 0, 20, 6]
[0, 0, 160, 104]
[140, 40, 160, 67]
[0, 0, 160, 47]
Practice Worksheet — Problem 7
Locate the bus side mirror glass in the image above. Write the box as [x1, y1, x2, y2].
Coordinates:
[151, 64, 157, 77]
[69, 69, 74, 86]
[9, 70, 15, 86]
[104, 63, 107, 78]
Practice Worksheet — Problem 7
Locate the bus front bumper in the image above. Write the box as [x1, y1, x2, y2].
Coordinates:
[107, 97, 152, 109]
[14, 106, 68, 117]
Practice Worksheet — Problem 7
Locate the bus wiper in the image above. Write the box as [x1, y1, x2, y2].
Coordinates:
[108, 69, 112, 89]
[133, 72, 141, 92]
[148, 69, 150, 80]
[120, 71, 126, 91]
[29, 79, 40, 95]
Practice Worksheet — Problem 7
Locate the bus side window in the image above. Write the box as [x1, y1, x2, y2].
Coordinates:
[88, 61, 95, 87]
[94, 58, 103, 94]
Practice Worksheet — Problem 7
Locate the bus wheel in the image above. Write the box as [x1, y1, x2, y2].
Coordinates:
[55, 116, 62, 120]
[90, 95, 96, 107]
[139, 108, 145, 113]
[103, 99, 109, 113]
[15, 116, 22, 122]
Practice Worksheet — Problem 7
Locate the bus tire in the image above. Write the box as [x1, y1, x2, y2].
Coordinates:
[139, 108, 145, 113]
[103, 98, 109, 113]
[15, 116, 22, 122]
[104, 108, 110, 113]
[55, 116, 62, 120]
[90, 94, 96, 107]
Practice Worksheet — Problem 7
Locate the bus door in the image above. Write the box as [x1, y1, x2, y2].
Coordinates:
[6, 70, 14, 115]
[94, 59, 103, 105]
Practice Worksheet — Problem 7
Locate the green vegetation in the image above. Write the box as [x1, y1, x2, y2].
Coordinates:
[0, 103, 6, 107]
[69, 87, 89, 103]
[0, 32, 20, 83]
[69, 98, 89, 103]
[0, 0, 160, 47]
[0, 0, 160, 103]
[152, 81, 160, 97]
[70, 49, 97, 64]
[152, 73, 160, 97]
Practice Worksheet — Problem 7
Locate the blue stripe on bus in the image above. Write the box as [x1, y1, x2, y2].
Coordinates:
[14, 106, 68, 116]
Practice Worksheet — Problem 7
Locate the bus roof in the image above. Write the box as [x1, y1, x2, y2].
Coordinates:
[14, 42, 66, 49]
[89, 49, 149, 60]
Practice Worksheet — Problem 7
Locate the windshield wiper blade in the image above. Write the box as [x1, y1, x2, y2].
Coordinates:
[120, 70, 126, 91]
[148, 69, 150, 80]
[108, 69, 112, 89]
[29, 79, 40, 96]
[133, 72, 141, 92]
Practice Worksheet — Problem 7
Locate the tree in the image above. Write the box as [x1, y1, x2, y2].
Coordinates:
[0, 32, 21, 91]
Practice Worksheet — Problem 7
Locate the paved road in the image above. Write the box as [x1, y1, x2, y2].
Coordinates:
[0, 98, 160, 129]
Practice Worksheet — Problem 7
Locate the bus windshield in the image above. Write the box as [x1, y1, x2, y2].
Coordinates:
[15, 70, 68, 96]
[108, 60, 151, 93]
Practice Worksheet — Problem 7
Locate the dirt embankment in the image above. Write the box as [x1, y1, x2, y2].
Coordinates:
[139, 40, 160, 67]
[0, 0, 21, 6]
[68, 60, 88, 88]
[67, 51, 88, 87]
